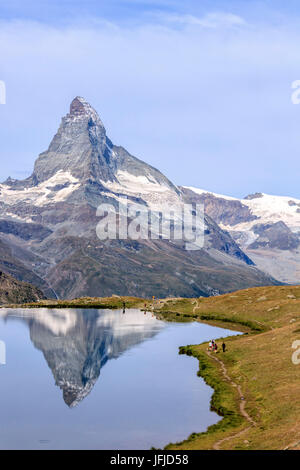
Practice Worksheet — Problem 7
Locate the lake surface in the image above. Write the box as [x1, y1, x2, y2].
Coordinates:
[0, 308, 239, 450]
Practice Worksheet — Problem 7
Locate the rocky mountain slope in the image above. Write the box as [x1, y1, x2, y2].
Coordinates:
[0, 97, 280, 298]
[0, 237, 55, 297]
[182, 187, 300, 284]
[0, 271, 46, 305]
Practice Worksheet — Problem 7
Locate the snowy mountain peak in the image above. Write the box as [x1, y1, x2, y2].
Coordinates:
[182, 186, 300, 284]
[0, 98, 280, 299]
[31, 97, 111, 184]
[183, 187, 300, 230]
[70, 96, 92, 115]
[3, 98, 178, 201]
[69, 96, 105, 127]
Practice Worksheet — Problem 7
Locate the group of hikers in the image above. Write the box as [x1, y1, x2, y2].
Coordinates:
[122, 302, 228, 354]
[208, 339, 226, 353]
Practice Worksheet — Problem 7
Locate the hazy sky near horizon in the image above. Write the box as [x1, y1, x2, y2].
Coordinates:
[1, 0, 300, 198]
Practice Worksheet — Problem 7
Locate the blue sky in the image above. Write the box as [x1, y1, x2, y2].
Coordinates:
[1, 0, 300, 197]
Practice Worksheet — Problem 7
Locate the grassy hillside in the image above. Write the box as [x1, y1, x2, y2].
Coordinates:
[0, 271, 46, 305]
[156, 286, 300, 450]
[2, 295, 146, 309]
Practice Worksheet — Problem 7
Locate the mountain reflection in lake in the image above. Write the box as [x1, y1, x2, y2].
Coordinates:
[0, 308, 239, 450]
[0, 308, 164, 407]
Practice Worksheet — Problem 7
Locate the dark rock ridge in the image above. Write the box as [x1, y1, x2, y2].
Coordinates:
[0, 270, 46, 305]
[0, 97, 281, 298]
[181, 188, 259, 228]
[244, 193, 264, 200]
[0, 238, 56, 298]
[0, 219, 52, 241]
[249, 222, 300, 251]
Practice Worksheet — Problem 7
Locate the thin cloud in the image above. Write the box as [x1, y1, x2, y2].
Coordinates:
[0, 12, 300, 197]
[165, 12, 246, 29]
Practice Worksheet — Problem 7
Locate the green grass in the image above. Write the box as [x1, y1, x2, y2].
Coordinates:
[163, 286, 300, 450]
[2, 295, 146, 310]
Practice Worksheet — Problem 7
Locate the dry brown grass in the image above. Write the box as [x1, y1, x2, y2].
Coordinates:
[162, 286, 300, 450]
[2, 295, 146, 310]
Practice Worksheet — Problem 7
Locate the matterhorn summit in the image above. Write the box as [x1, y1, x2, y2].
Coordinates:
[0, 97, 279, 299]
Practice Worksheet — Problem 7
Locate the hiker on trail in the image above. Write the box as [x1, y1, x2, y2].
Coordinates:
[214, 342, 218, 352]
[123, 301, 126, 314]
[222, 342, 226, 353]
[208, 341, 212, 351]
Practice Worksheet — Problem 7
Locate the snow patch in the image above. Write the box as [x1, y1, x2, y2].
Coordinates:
[183, 186, 238, 201]
[186, 187, 300, 232]
[103, 170, 181, 211]
[0, 171, 80, 207]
